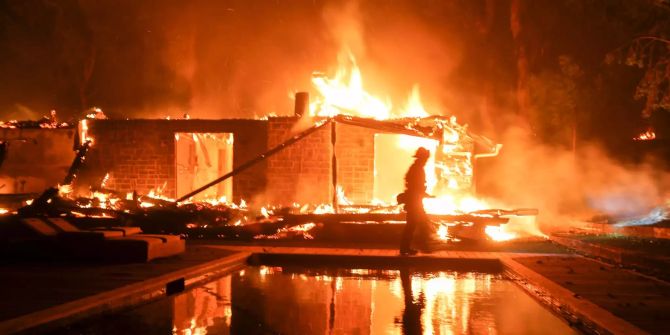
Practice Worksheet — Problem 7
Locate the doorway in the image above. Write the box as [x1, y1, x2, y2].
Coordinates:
[175, 133, 234, 201]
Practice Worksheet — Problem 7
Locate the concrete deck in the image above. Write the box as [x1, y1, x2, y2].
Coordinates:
[510, 255, 667, 335]
[0, 246, 250, 334]
[1, 242, 667, 335]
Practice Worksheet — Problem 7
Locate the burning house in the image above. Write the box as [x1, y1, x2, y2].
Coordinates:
[0, 49, 530, 243]
[82, 111, 500, 208]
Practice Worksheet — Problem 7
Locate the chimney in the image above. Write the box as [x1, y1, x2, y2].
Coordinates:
[294, 92, 309, 117]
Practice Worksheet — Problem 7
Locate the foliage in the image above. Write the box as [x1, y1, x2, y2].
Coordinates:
[527, 55, 583, 147]
[605, 0, 670, 118]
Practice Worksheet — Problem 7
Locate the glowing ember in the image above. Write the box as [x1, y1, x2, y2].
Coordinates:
[634, 128, 656, 141]
[57, 184, 73, 196]
[0, 208, 9, 215]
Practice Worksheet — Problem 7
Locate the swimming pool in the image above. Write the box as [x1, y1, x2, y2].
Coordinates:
[48, 265, 578, 334]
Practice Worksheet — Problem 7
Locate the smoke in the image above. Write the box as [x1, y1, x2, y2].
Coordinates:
[478, 125, 670, 232]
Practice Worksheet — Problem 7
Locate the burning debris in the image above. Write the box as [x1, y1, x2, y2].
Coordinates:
[0, 110, 71, 129]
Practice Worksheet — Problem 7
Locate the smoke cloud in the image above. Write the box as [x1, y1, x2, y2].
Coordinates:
[478, 125, 670, 232]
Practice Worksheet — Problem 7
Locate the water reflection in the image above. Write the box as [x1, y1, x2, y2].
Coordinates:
[174, 267, 573, 334]
[400, 268, 422, 335]
[53, 266, 578, 335]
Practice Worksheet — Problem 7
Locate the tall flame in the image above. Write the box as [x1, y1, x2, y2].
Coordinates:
[311, 50, 391, 119]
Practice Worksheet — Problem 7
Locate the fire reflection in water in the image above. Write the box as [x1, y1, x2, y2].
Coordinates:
[164, 266, 576, 335]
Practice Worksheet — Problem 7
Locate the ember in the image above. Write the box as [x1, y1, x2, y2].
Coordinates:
[634, 128, 656, 141]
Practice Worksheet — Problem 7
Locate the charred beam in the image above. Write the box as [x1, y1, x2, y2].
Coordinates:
[63, 139, 92, 185]
[333, 115, 441, 140]
[331, 121, 338, 212]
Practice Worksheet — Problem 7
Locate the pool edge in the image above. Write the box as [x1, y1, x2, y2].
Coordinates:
[501, 256, 647, 335]
[0, 250, 251, 335]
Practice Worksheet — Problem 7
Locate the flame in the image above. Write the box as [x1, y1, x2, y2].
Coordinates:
[336, 185, 352, 206]
[423, 195, 488, 215]
[311, 49, 391, 119]
[484, 225, 517, 241]
[313, 204, 335, 214]
[260, 207, 270, 218]
[79, 119, 94, 145]
[436, 224, 449, 240]
[311, 49, 492, 217]
[57, 184, 73, 196]
[634, 128, 656, 141]
[100, 173, 110, 188]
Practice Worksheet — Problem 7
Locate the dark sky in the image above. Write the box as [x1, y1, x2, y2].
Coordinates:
[0, 0, 664, 145]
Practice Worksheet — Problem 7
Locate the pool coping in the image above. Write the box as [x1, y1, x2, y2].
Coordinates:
[1, 246, 649, 335]
[501, 256, 647, 335]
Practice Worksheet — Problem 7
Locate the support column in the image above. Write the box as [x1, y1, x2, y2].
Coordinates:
[331, 121, 338, 212]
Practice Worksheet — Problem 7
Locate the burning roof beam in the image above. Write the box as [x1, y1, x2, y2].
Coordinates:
[333, 115, 441, 140]
[333, 114, 500, 154]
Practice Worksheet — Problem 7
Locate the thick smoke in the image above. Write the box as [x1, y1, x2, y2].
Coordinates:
[478, 125, 670, 232]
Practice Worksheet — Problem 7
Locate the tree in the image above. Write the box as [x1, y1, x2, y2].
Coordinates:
[606, 2, 670, 118]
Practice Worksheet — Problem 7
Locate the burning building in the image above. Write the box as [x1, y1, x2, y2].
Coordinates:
[81, 110, 500, 209]
[80, 49, 502, 213]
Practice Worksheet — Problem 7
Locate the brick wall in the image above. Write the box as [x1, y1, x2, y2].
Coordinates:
[265, 117, 333, 205]
[334, 123, 375, 203]
[85, 118, 380, 206]
[85, 119, 267, 201]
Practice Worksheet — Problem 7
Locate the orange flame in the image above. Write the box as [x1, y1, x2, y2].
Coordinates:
[311, 50, 481, 215]
[311, 49, 391, 119]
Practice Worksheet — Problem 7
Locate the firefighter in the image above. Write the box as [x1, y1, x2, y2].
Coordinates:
[399, 147, 431, 256]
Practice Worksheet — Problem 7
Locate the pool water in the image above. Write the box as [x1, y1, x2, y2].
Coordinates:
[50, 267, 578, 335]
